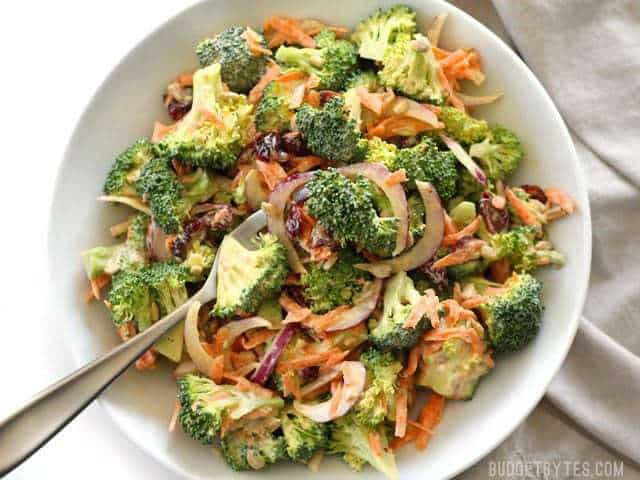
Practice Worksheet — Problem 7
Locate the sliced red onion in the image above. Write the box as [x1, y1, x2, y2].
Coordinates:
[439, 133, 488, 186]
[146, 219, 173, 261]
[224, 316, 273, 349]
[391, 97, 441, 127]
[355, 181, 444, 278]
[339, 163, 409, 256]
[264, 172, 315, 274]
[98, 195, 151, 215]
[244, 169, 270, 210]
[456, 91, 503, 107]
[184, 301, 215, 376]
[293, 361, 366, 422]
[326, 279, 382, 332]
[251, 323, 299, 385]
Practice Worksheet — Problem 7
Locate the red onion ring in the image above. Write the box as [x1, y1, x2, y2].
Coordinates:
[326, 279, 383, 332]
[439, 133, 488, 186]
[251, 323, 299, 385]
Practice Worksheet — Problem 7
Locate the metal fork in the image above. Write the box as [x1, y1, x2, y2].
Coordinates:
[0, 210, 267, 476]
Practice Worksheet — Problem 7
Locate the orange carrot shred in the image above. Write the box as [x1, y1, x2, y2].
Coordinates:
[210, 354, 225, 383]
[441, 215, 481, 247]
[249, 63, 281, 104]
[415, 393, 445, 450]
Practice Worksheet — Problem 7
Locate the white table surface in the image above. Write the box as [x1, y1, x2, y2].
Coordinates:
[2, 2, 610, 480]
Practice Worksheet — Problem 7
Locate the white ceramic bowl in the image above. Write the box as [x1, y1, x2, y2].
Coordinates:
[47, 1, 592, 478]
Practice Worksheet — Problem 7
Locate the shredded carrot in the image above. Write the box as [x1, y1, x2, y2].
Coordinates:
[151, 121, 175, 142]
[423, 327, 484, 354]
[275, 70, 308, 84]
[210, 354, 225, 383]
[287, 155, 325, 174]
[355, 86, 392, 116]
[135, 349, 157, 371]
[304, 89, 321, 108]
[264, 16, 316, 48]
[241, 329, 274, 350]
[277, 349, 341, 372]
[241, 27, 273, 56]
[249, 63, 281, 104]
[282, 370, 302, 399]
[230, 350, 256, 370]
[443, 211, 459, 235]
[545, 187, 576, 214]
[432, 239, 484, 269]
[385, 169, 407, 186]
[391, 425, 421, 450]
[223, 373, 275, 397]
[310, 305, 350, 331]
[177, 73, 193, 87]
[490, 258, 511, 283]
[283, 307, 312, 324]
[441, 299, 461, 327]
[367, 116, 434, 139]
[505, 187, 541, 227]
[395, 387, 409, 438]
[329, 379, 343, 418]
[213, 326, 230, 355]
[415, 393, 445, 450]
[441, 215, 481, 247]
[461, 295, 488, 309]
[298, 18, 348, 37]
[87, 273, 111, 302]
[368, 431, 384, 457]
[325, 349, 351, 367]
[256, 159, 287, 191]
[405, 346, 421, 377]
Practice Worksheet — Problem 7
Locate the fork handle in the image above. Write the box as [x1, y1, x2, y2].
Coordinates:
[0, 298, 196, 476]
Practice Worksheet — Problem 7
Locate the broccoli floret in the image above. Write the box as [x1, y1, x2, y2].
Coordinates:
[295, 97, 364, 164]
[183, 240, 216, 280]
[408, 193, 426, 242]
[143, 261, 189, 314]
[351, 5, 417, 62]
[354, 349, 402, 427]
[213, 233, 289, 318]
[305, 169, 399, 256]
[378, 34, 444, 104]
[221, 418, 287, 471]
[393, 139, 459, 200]
[478, 273, 544, 353]
[447, 259, 488, 280]
[369, 272, 430, 350]
[136, 155, 184, 234]
[103, 138, 155, 197]
[485, 225, 565, 273]
[136, 159, 217, 234]
[81, 213, 150, 279]
[417, 336, 492, 400]
[275, 30, 358, 91]
[281, 408, 329, 463]
[469, 125, 523, 182]
[254, 81, 293, 133]
[195, 26, 269, 93]
[346, 69, 382, 91]
[362, 137, 398, 169]
[439, 106, 490, 145]
[160, 63, 253, 171]
[107, 269, 153, 330]
[177, 374, 284, 446]
[329, 414, 399, 480]
[301, 249, 370, 313]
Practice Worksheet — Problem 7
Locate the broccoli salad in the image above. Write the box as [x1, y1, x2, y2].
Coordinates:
[82, 6, 577, 478]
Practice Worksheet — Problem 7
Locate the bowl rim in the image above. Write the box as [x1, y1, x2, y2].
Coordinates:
[47, 1, 592, 478]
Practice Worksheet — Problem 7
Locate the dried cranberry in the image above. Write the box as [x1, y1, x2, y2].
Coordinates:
[310, 224, 335, 249]
[202, 205, 234, 232]
[254, 132, 282, 161]
[285, 203, 304, 239]
[281, 131, 309, 156]
[292, 186, 310, 203]
[167, 99, 191, 121]
[418, 259, 449, 294]
[286, 286, 309, 307]
[171, 218, 204, 259]
[520, 184, 548, 204]
[319, 90, 339, 105]
[479, 192, 510, 234]
[454, 235, 476, 249]
[301, 366, 319, 382]
[184, 218, 203, 236]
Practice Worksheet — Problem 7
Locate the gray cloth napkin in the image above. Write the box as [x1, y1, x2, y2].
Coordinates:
[450, 0, 640, 476]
